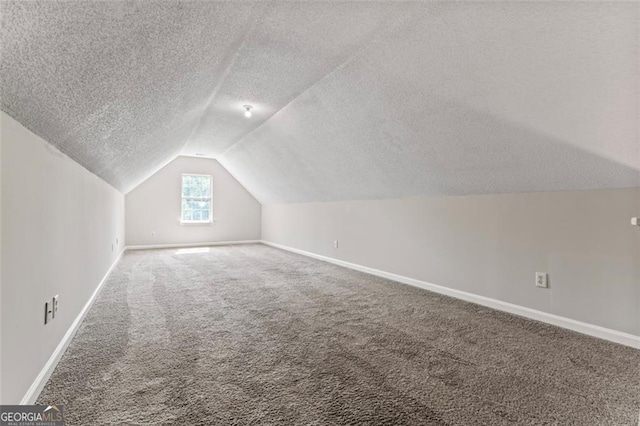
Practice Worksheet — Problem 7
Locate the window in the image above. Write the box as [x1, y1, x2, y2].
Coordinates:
[181, 174, 212, 224]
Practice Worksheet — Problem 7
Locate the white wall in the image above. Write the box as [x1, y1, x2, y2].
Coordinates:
[125, 156, 261, 246]
[263, 188, 640, 337]
[0, 112, 3, 402]
[0, 112, 125, 404]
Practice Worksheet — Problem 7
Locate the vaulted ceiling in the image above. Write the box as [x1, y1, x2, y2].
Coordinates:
[1, 1, 638, 203]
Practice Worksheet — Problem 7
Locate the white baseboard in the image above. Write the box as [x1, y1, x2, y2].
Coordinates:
[125, 240, 261, 251]
[20, 249, 126, 405]
[261, 240, 640, 350]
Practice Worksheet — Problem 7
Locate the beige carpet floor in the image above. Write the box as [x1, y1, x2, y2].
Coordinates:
[38, 244, 639, 425]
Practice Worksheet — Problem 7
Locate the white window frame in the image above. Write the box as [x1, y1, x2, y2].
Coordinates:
[180, 173, 213, 225]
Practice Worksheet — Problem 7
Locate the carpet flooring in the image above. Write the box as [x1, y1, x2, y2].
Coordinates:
[38, 244, 639, 425]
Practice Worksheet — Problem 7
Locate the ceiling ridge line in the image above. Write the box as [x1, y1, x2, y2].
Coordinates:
[177, 1, 271, 155]
[107, 2, 274, 195]
[218, 8, 434, 159]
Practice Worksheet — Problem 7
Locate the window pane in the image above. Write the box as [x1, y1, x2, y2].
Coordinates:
[181, 199, 191, 221]
[182, 175, 211, 221]
[182, 198, 211, 222]
[182, 175, 211, 198]
[182, 210, 191, 221]
[181, 175, 192, 197]
[201, 177, 211, 197]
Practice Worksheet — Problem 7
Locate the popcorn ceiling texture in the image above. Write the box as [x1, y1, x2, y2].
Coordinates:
[37, 245, 640, 425]
[1, 1, 638, 201]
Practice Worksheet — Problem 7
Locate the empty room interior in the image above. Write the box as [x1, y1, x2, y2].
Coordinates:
[1, 1, 639, 424]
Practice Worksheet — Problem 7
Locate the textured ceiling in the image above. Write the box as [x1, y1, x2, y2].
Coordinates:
[1, 1, 638, 202]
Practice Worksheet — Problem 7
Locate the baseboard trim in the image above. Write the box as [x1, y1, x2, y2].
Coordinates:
[261, 240, 640, 350]
[125, 240, 261, 251]
[20, 248, 126, 405]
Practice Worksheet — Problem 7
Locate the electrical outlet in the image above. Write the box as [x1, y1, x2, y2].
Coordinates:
[334, 240, 339, 248]
[151, 231, 156, 237]
[535, 272, 548, 288]
[52, 295, 59, 319]
[44, 301, 52, 325]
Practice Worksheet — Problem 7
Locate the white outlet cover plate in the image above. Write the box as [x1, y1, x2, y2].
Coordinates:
[535, 272, 548, 288]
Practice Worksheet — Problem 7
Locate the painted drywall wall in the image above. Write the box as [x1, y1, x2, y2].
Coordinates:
[263, 188, 640, 337]
[0, 111, 125, 404]
[0, 111, 3, 400]
[125, 156, 261, 246]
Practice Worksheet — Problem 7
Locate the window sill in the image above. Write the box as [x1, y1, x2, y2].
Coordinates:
[180, 221, 214, 226]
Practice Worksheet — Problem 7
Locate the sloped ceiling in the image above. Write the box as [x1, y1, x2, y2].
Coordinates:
[1, 1, 638, 203]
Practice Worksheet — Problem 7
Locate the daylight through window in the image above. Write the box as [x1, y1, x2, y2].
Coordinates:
[181, 174, 212, 223]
